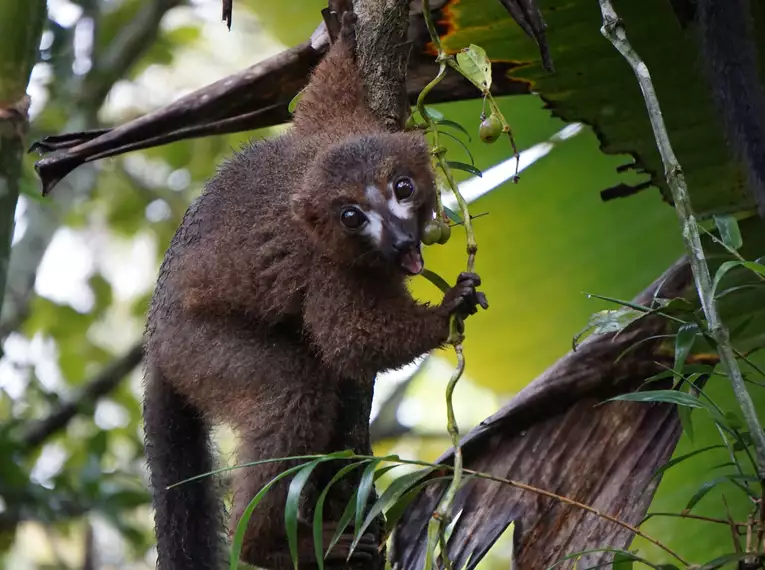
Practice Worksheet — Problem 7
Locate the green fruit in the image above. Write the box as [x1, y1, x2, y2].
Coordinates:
[421, 220, 442, 245]
[437, 222, 451, 244]
[479, 113, 502, 143]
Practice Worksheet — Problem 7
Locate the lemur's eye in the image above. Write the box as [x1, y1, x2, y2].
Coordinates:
[393, 177, 415, 200]
[340, 207, 367, 229]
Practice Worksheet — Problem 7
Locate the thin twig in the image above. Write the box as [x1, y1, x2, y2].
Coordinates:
[722, 495, 744, 553]
[598, 0, 765, 488]
[645, 510, 746, 528]
[425, 347, 466, 570]
[20, 342, 143, 449]
[416, 0, 482, 567]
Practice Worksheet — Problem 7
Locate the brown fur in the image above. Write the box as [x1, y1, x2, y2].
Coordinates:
[142, 8, 486, 570]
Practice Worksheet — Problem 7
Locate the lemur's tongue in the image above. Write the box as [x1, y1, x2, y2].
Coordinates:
[400, 249, 424, 275]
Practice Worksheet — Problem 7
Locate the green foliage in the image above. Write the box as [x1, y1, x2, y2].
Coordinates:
[455, 45, 492, 92]
[6, 0, 765, 569]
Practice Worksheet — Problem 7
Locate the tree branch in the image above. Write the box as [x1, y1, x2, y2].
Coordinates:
[30, 4, 529, 196]
[20, 342, 143, 449]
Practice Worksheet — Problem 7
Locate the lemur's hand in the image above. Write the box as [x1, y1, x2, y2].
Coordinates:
[439, 272, 488, 334]
[323, 1, 356, 49]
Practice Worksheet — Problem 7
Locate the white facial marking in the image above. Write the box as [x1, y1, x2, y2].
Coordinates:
[362, 210, 384, 246]
[387, 197, 414, 220]
[365, 185, 385, 207]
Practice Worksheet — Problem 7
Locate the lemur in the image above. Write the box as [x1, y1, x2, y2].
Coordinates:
[141, 5, 487, 570]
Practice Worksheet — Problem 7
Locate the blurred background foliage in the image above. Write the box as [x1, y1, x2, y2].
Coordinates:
[1, 0, 764, 568]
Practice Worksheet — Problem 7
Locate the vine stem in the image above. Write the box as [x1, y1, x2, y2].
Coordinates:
[417, 0, 480, 566]
[598, 0, 765, 557]
[423, 346, 466, 570]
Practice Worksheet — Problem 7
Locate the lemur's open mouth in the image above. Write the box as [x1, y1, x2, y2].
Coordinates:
[399, 247, 424, 275]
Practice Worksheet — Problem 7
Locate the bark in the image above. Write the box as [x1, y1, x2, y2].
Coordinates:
[30, 2, 528, 196]
[355, 0, 412, 131]
[0, 0, 46, 319]
[391, 258, 696, 570]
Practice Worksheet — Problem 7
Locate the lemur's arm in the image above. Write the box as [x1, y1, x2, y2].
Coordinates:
[302, 271, 486, 379]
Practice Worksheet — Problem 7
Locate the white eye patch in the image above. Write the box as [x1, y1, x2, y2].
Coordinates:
[367, 183, 414, 220]
[362, 210, 384, 246]
[387, 197, 413, 220]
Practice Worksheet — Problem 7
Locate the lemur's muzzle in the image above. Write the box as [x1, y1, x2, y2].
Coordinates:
[392, 236, 423, 275]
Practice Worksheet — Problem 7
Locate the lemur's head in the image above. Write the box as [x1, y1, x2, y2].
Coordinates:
[292, 131, 437, 276]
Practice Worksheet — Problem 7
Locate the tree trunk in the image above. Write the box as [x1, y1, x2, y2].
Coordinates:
[0, 0, 46, 319]
[326, 1, 413, 568]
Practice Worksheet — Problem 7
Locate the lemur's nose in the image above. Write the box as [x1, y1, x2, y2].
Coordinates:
[392, 237, 417, 252]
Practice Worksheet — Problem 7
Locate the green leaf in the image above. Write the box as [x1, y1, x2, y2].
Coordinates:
[677, 405, 695, 443]
[438, 129, 475, 165]
[674, 323, 699, 373]
[423, 106, 444, 121]
[650, 444, 724, 481]
[698, 552, 756, 569]
[327, 487, 360, 559]
[312, 461, 366, 570]
[353, 460, 388, 546]
[230, 463, 310, 570]
[573, 307, 645, 349]
[712, 260, 765, 296]
[435, 119, 472, 141]
[685, 474, 759, 512]
[421, 269, 451, 293]
[288, 88, 304, 114]
[384, 475, 453, 533]
[442, 206, 462, 224]
[351, 467, 436, 554]
[325, 458, 397, 560]
[742, 261, 765, 278]
[607, 390, 708, 409]
[455, 44, 492, 91]
[713, 215, 743, 251]
[286, 459, 323, 569]
[655, 297, 697, 317]
[612, 551, 635, 569]
[715, 283, 765, 299]
[712, 260, 744, 296]
[446, 161, 482, 178]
